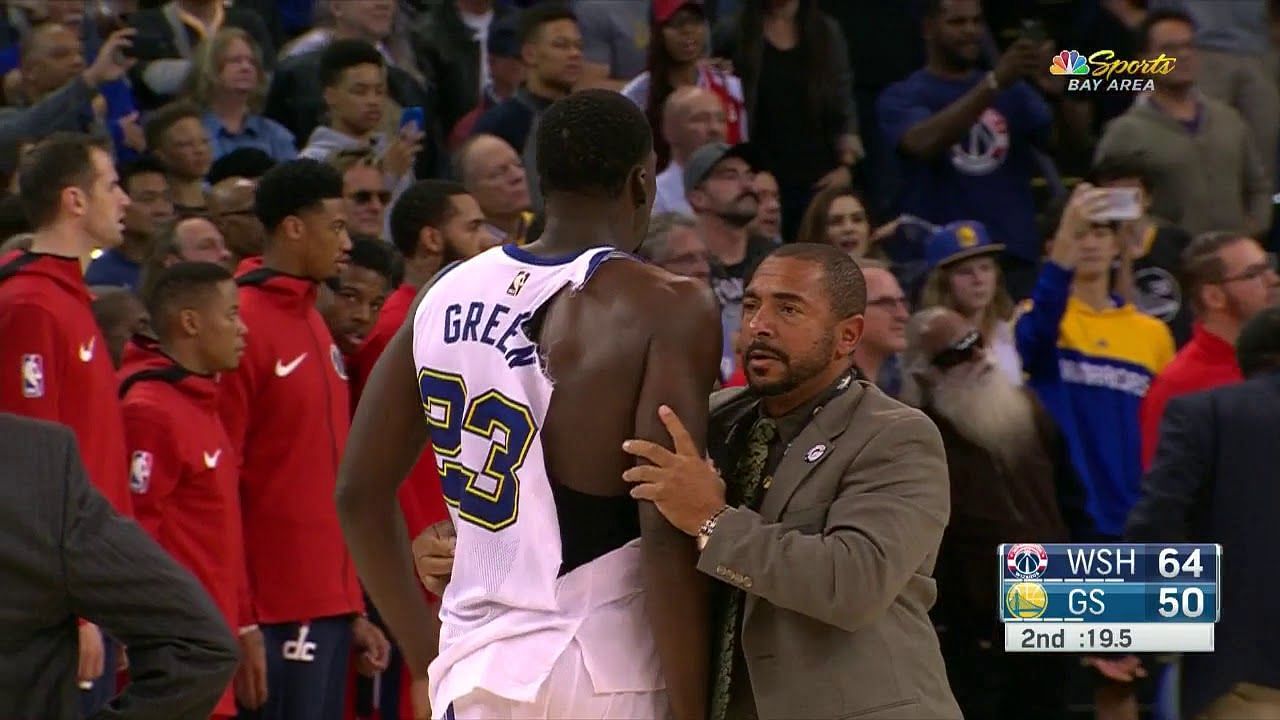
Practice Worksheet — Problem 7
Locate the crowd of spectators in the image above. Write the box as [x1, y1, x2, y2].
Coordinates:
[2, 0, 1280, 719]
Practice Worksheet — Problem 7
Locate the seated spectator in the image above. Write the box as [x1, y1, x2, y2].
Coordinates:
[635, 211, 711, 285]
[919, 220, 1021, 385]
[89, 286, 150, 369]
[652, 86, 726, 215]
[854, 258, 909, 394]
[281, 0, 421, 84]
[86, 156, 176, 290]
[0, 0, 87, 77]
[623, 0, 746, 169]
[795, 185, 878, 260]
[127, 0, 274, 110]
[746, 169, 781, 244]
[1139, 231, 1278, 467]
[714, 0, 860, 241]
[299, 40, 422, 199]
[1094, 9, 1271, 240]
[319, 235, 395, 363]
[207, 176, 263, 265]
[453, 133, 532, 246]
[413, 0, 518, 136]
[188, 27, 295, 163]
[205, 147, 273, 186]
[472, 4, 581, 207]
[1015, 184, 1175, 541]
[901, 305, 1079, 720]
[1089, 154, 1194, 346]
[446, 14, 526, 152]
[574, 0, 647, 90]
[139, 213, 232, 290]
[330, 148, 392, 239]
[145, 101, 212, 214]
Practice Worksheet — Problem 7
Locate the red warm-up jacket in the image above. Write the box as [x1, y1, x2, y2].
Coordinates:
[119, 337, 241, 717]
[0, 251, 131, 515]
[218, 259, 364, 625]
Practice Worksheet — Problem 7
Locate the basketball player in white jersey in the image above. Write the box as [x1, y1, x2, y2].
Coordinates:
[338, 90, 722, 720]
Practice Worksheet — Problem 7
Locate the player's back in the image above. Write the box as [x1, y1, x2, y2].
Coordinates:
[412, 244, 674, 714]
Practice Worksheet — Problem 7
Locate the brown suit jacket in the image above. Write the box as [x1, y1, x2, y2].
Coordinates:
[699, 381, 962, 720]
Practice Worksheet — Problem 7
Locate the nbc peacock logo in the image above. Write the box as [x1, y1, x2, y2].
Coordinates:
[1050, 50, 1089, 76]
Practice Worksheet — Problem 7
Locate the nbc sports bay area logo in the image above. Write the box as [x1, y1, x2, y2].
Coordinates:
[1050, 49, 1176, 93]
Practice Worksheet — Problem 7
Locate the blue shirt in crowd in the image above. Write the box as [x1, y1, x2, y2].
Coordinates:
[84, 248, 141, 291]
[877, 69, 1052, 261]
[202, 112, 297, 163]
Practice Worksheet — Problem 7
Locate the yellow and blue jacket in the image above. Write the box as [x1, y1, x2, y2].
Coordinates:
[1015, 262, 1174, 537]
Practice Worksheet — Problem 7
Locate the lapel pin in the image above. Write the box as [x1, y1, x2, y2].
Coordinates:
[837, 375, 851, 390]
[805, 444, 827, 463]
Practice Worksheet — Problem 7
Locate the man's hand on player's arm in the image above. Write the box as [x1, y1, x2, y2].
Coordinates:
[413, 520, 456, 596]
[631, 277, 722, 720]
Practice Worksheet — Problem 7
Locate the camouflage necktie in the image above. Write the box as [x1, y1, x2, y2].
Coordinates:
[710, 417, 776, 720]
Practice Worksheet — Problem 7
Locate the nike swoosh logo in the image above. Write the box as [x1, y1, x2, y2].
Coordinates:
[275, 353, 307, 377]
[78, 337, 95, 362]
[203, 449, 222, 469]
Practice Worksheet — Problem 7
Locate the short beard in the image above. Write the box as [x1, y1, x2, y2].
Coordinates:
[715, 194, 759, 229]
[931, 367, 1036, 468]
[747, 331, 834, 397]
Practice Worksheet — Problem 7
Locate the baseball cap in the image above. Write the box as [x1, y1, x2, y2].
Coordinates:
[682, 142, 755, 193]
[487, 14, 520, 59]
[654, 0, 705, 24]
[925, 220, 1004, 270]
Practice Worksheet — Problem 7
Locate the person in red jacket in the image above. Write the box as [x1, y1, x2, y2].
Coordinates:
[217, 159, 389, 720]
[120, 262, 249, 719]
[0, 133, 133, 711]
[345, 180, 485, 720]
[1139, 232, 1279, 468]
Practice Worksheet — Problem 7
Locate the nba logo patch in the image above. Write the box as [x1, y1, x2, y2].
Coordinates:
[330, 344, 348, 381]
[507, 271, 529, 296]
[21, 354, 44, 398]
[130, 450, 153, 493]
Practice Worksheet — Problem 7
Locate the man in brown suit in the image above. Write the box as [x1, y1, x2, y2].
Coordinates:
[624, 243, 961, 720]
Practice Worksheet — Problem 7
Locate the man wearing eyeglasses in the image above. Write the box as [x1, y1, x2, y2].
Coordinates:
[853, 259, 909, 396]
[900, 305, 1084, 720]
[1138, 231, 1279, 468]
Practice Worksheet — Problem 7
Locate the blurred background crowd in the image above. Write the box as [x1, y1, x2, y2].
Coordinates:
[2, 0, 1280, 719]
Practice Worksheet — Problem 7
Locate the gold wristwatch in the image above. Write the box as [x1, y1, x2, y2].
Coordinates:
[696, 505, 731, 552]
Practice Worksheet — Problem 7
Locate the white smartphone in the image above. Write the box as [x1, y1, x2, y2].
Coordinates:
[1092, 187, 1143, 222]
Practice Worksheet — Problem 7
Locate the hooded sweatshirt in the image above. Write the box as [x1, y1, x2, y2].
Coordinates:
[119, 336, 241, 717]
[0, 251, 132, 516]
[217, 258, 364, 625]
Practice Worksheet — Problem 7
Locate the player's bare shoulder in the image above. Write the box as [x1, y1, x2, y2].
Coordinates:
[584, 258, 720, 335]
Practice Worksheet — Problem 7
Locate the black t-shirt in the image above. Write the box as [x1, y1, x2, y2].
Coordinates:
[753, 43, 835, 186]
[1131, 223, 1193, 348]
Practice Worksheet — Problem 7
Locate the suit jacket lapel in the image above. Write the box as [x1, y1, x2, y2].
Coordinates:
[758, 383, 866, 522]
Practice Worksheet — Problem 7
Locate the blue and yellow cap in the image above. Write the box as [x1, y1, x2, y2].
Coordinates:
[925, 220, 1004, 271]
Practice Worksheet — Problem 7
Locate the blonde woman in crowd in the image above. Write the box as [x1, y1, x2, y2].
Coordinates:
[187, 27, 297, 162]
[919, 220, 1022, 385]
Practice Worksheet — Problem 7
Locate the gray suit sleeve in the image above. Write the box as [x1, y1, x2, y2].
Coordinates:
[0, 76, 96, 148]
[58, 438, 238, 720]
[1125, 394, 1212, 542]
[697, 413, 950, 633]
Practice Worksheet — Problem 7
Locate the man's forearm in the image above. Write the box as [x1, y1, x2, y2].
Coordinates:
[899, 79, 997, 159]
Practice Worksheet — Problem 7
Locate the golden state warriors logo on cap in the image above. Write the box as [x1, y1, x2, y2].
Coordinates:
[1005, 582, 1048, 619]
[956, 224, 979, 248]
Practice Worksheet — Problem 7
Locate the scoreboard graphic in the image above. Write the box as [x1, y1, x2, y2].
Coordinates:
[999, 543, 1220, 653]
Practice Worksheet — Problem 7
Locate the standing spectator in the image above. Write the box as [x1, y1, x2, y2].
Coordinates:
[0, 133, 134, 713]
[454, 133, 533, 245]
[127, 0, 274, 110]
[1139, 231, 1278, 467]
[684, 141, 773, 381]
[919, 220, 1021, 385]
[573, 0, 648, 90]
[636, 211, 712, 285]
[1089, 154, 1194, 346]
[86, 155, 176, 291]
[794, 185, 875, 259]
[318, 235, 395, 362]
[713, 0, 860, 241]
[207, 176, 264, 265]
[89, 287, 149, 369]
[472, 3, 582, 207]
[877, 0, 1052, 301]
[330, 149, 393, 240]
[623, 0, 747, 169]
[747, 169, 781, 244]
[1094, 9, 1271, 240]
[854, 259, 909, 392]
[217, 159, 389, 720]
[298, 41, 423, 200]
[412, 0, 516, 136]
[654, 86, 727, 215]
[189, 28, 296, 163]
[145, 100, 214, 214]
[446, 14, 527, 151]
[1016, 184, 1175, 541]
[281, 0, 422, 84]
[900, 306, 1079, 720]
[0, 413, 239, 720]
[120, 261, 249, 720]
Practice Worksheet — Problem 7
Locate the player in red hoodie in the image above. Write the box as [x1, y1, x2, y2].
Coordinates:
[119, 262, 248, 719]
[0, 133, 133, 708]
[218, 159, 389, 720]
